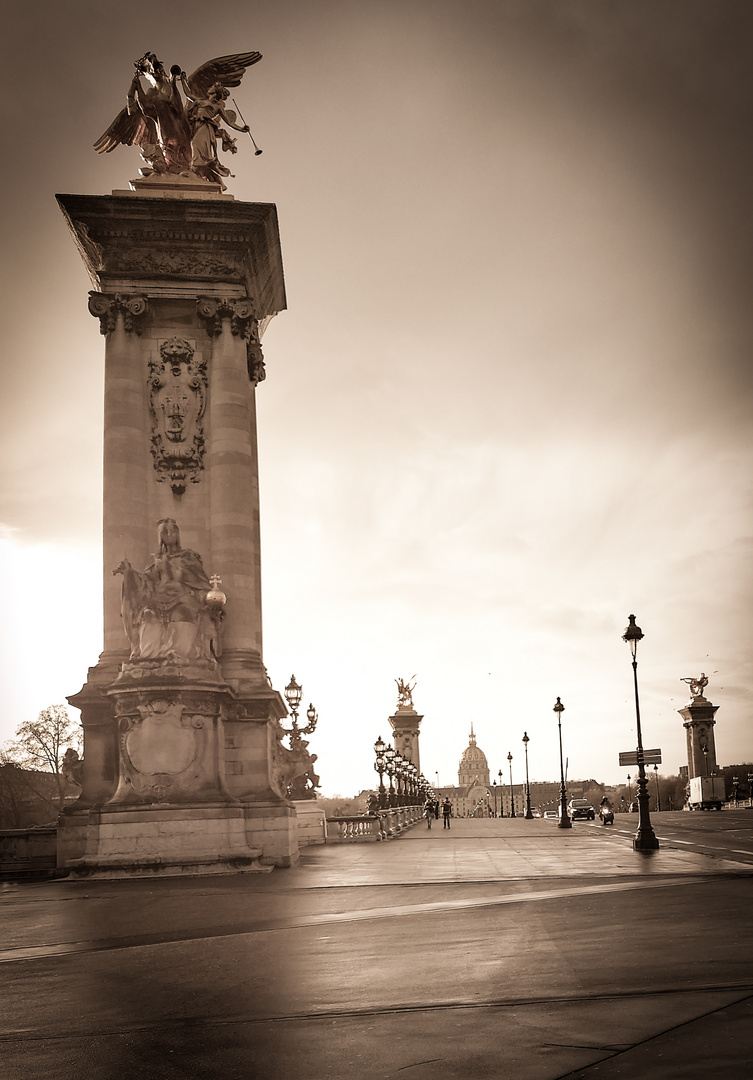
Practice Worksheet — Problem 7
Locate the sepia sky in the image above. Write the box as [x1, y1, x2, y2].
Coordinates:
[1, 0, 751, 795]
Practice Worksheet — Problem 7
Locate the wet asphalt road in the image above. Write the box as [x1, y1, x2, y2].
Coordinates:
[1, 813, 752, 1079]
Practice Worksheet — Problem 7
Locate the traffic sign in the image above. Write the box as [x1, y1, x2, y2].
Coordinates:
[619, 749, 662, 766]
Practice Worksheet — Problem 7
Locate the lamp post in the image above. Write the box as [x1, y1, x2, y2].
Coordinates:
[492, 779, 498, 817]
[393, 754, 404, 805]
[282, 675, 319, 800]
[653, 764, 661, 812]
[626, 775, 632, 807]
[732, 776, 739, 807]
[622, 615, 659, 850]
[385, 747, 396, 807]
[507, 752, 516, 818]
[554, 697, 571, 829]
[374, 736, 387, 809]
[522, 732, 533, 819]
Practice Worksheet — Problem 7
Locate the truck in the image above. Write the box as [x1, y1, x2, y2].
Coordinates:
[688, 775, 726, 811]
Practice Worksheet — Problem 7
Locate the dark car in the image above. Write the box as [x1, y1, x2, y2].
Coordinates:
[568, 799, 595, 821]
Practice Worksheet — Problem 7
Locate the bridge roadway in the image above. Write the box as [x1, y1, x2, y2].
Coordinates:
[1, 812, 752, 1079]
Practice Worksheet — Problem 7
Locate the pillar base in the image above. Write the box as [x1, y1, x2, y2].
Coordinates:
[58, 804, 273, 879]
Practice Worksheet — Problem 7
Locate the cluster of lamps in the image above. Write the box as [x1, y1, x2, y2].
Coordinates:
[373, 736, 433, 809]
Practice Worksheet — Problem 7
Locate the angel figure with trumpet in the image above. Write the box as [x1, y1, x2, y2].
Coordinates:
[94, 51, 262, 186]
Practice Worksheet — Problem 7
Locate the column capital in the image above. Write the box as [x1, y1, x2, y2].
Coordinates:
[88, 291, 148, 335]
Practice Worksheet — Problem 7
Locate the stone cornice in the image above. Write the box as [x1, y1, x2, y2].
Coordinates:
[57, 194, 286, 324]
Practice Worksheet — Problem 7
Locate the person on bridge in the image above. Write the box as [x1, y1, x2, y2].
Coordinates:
[442, 798, 452, 828]
[424, 798, 434, 829]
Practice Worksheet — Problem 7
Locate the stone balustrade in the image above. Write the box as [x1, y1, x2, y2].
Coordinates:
[325, 804, 423, 843]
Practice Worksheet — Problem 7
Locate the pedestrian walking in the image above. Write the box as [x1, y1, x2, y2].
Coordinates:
[442, 798, 452, 828]
[424, 798, 434, 829]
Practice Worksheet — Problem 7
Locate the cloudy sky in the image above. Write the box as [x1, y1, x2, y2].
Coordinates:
[1, 0, 751, 795]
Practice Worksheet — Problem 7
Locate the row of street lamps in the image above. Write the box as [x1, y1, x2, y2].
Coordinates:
[490, 734, 535, 818]
[373, 736, 433, 808]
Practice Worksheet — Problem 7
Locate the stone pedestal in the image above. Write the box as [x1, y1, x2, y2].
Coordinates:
[57, 190, 300, 874]
[679, 697, 720, 779]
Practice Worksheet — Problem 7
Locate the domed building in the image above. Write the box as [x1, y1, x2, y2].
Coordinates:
[432, 725, 495, 818]
[458, 724, 490, 789]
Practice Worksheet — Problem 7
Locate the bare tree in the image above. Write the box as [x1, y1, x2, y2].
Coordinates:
[4, 705, 82, 810]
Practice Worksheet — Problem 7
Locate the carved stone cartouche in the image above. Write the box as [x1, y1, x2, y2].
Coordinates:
[148, 338, 207, 495]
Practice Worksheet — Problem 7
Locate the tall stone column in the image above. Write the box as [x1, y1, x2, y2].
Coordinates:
[679, 691, 720, 779]
[58, 192, 300, 873]
[389, 704, 424, 771]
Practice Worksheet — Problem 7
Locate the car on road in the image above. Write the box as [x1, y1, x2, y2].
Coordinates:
[543, 810, 558, 820]
[568, 799, 595, 821]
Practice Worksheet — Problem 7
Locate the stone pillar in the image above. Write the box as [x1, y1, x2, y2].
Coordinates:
[679, 696, 720, 779]
[58, 191, 299, 874]
[388, 705, 424, 771]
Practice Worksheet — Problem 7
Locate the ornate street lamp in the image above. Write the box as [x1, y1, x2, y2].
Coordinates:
[733, 776, 740, 807]
[492, 779, 498, 818]
[522, 732, 533, 819]
[622, 615, 659, 850]
[627, 775, 632, 805]
[507, 752, 516, 818]
[281, 674, 319, 799]
[554, 697, 571, 829]
[653, 764, 661, 812]
[394, 754, 405, 805]
[374, 735, 387, 809]
[385, 747, 396, 807]
[284, 674, 303, 721]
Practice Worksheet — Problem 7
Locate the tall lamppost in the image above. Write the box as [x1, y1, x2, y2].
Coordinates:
[627, 775, 632, 807]
[522, 732, 533, 819]
[554, 697, 571, 829]
[653, 764, 661, 812]
[282, 675, 319, 799]
[393, 754, 404, 805]
[732, 776, 739, 807]
[374, 735, 387, 809]
[385, 747, 396, 807]
[492, 779, 498, 817]
[622, 614, 659, 850]
[507, 752, 516, 818]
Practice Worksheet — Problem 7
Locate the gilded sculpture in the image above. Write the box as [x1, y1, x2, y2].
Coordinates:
[94, 52, 262, 188]
[395, 676, 417, 709]
[680, 673, 710, 701]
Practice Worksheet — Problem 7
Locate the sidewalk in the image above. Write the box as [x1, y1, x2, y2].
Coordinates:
[1, 819, 751, 1079]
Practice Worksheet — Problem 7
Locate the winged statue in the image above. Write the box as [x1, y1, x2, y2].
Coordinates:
[94, 52, 262, 188]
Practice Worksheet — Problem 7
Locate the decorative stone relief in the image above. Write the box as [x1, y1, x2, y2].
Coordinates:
[148, 338, 207, 495]
[88, 291, 148, 334]
[110, 249, 240, 280]
[117, 700, 204, 802]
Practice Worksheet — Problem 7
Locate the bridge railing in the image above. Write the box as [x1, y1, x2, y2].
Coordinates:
[325, 803, 423, 842]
